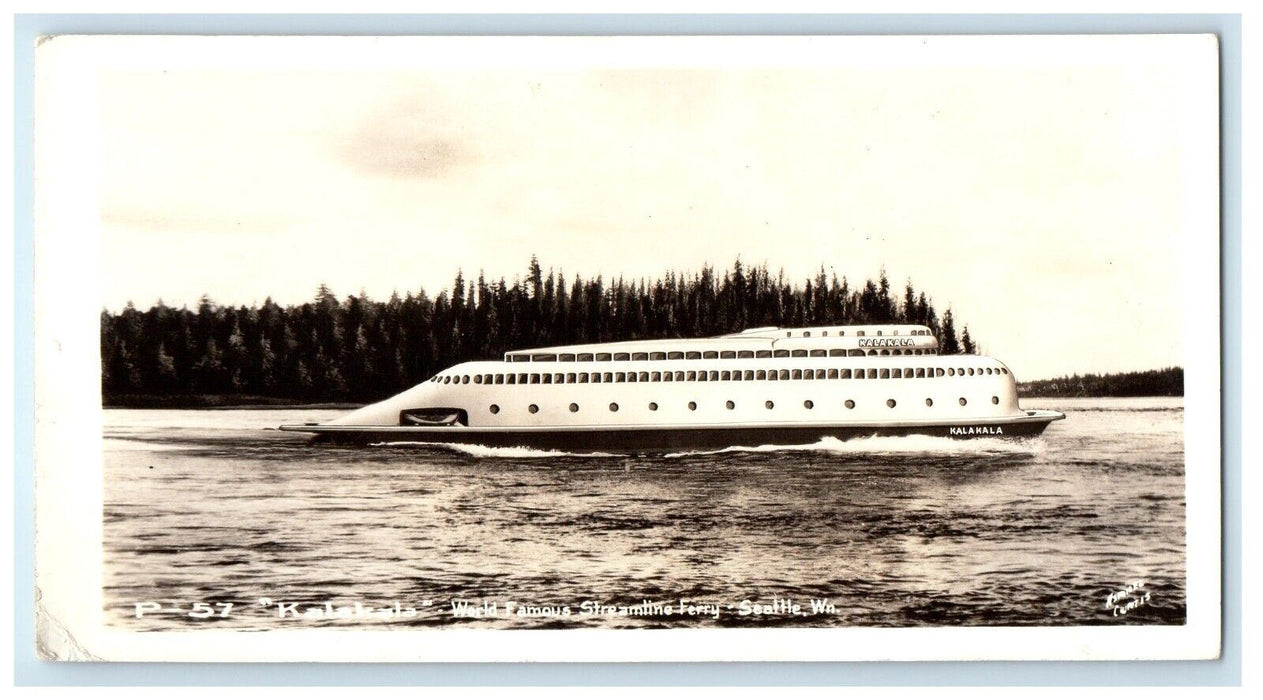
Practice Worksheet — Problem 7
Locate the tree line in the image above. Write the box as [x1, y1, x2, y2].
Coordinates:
[101, 257, 976, 404]
[1017, 367, 1184, 398]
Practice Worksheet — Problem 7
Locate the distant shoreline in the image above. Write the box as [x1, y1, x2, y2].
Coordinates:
[1015, 367, 1183, 399]
[103, 394, 363, 410]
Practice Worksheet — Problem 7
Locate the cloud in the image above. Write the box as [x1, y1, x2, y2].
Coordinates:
[337, 96, 476, 179]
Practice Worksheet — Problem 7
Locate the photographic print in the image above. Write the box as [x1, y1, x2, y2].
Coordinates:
[33, 34, 1221, 661]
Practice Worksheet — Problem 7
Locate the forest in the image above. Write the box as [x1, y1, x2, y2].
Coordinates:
[100, 257, 976, 406]
[1016, 367, 1184, 398]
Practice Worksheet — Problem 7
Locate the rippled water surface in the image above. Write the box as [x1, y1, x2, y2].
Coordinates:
[103, 397, 1185, 630]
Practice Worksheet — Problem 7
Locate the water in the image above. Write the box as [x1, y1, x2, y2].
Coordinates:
[103, 397, 1185, 630]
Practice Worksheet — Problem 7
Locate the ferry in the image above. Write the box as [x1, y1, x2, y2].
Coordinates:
[279, 324, 1064, 450]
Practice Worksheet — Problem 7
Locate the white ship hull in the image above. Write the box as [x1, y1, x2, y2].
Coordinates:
[281, 324, 1065, 451]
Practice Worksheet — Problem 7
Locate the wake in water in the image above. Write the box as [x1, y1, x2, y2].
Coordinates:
[664, 434, 1045, 459]
[369, 441, 622, 459]
[369, 434, 1044, 460]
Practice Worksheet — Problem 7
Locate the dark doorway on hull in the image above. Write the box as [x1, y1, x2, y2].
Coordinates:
[399, 408, 469, 427]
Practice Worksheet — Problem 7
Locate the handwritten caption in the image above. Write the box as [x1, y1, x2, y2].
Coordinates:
[130, 595, 837, 622]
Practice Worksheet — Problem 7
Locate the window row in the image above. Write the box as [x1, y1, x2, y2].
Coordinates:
[434, 366, 1010, 385]
[507, 347, 939, 362]
[786, 329, 932, 338]
[490, 395, 1001, 414]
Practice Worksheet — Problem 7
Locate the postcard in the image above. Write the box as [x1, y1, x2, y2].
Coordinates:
[33, 34, 1220, 662]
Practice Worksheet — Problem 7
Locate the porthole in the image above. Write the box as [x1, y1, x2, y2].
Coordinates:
[804, 400, 814, 409]
[609, 403, 619, 412]
[959, 398, 967, 406]
[925, 398, 933, 407]
[991, 396, 1000, 405]
[765, 400, 775, 410]
[474, 375, 482, 384]
[725, 400, 735, 410]
[845, 400, 855, 409]
[648, 402, 658, 411]
[688, 401, 698, 411]
[947, 368, 955, 376]
[462, 375, 470, 384]
[443, 376, 451, 384]
[489, 404, 500, 414]
[528, 404, 539, 414]
[569, 403, 579, 413]
[887, 399, 896, 408]
[968, 368, 975, 376]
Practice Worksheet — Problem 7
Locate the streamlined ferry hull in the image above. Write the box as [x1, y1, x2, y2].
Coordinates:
[280, 410, 1064, 451]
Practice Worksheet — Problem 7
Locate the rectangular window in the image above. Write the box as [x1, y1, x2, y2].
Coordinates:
[867, 369, 877, 379]
[577, 353, 594, 362]
[532, 354, 556, 362]
[615, 372, 626, 382]
[494, 374, 504, 384]
[554, 373, 564, 383]
[674, 371, 685, 381]
[848, 349, 865, 357]
[743, 370, 754, 380]
[916, 368, 926, 378]
[827, 369, 839, 379]
[687, 371, 697, 381]
[698, 372, 708, 382]
[566, 373, 576, 383]
[638, 372, 649, 382]
[651, 371, 661, 381]
[738, 350, 754, 359]
[756, 350, 772, 358]
[792, 350, 807, 358]
[614, 353, 630, 361]
[816, 369, 827, 379]
[904, 368, 913, 378]
[591, 373, 602, 383]
[686, 351, 701, 360]
[668, 351, 684, 360]
[529, 373, 540, 384]
[709, 371, 719, 381]
[596, 353, 611, 361]
[768, 370, 778, 381]
[792, 369, 802, 380]
[507, 374, 517, 385]
[779, 369, 790, 380]
[720, 350, 736, 359]
[880, 369, 890, 379]
[891, 369, 902, 379]
[721, 371, 731, 380]
[650, 352, 666, 361]
[632, 352, 648, 361]
[626, 372, 637, 383]
[541, 374, 552, 384]
[603, 372, 613, 382]
[703, 351, 718, 359]
[662, 372, 673, 382]
[578, 373, 589, 383]
[559, 354, 575, 362]
[772, 350, 788, 358]
[857, 331, 866, 337]
[810, 349, 827, 357]
[840, 369, 852, 379]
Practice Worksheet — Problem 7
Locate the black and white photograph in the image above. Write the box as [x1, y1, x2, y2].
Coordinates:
[32, 34, 1221, 662]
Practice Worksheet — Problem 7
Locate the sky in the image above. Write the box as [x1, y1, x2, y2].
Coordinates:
[94, 36, 1216, 380]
